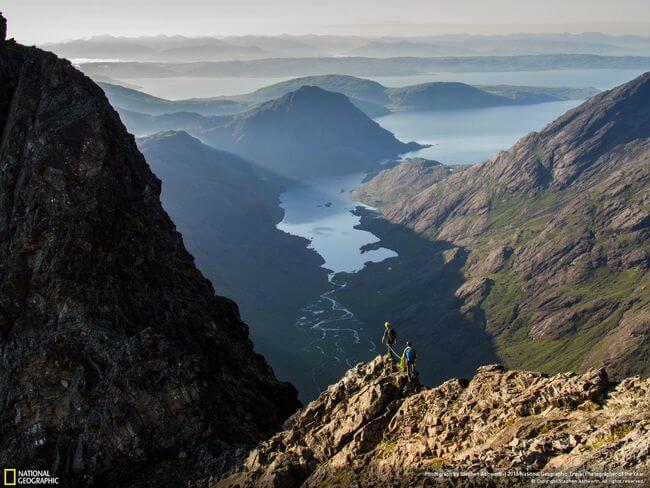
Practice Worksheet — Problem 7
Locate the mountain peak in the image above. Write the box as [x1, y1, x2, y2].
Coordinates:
[139, 129, 196, 144]
[266, 85, 354, 112]
[1, 12, 6, 41]
[202, 86, 422, 178]
[490, 70, 650, 192]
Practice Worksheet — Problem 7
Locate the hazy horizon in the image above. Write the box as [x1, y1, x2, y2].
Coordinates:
[3, 0, 650, 44]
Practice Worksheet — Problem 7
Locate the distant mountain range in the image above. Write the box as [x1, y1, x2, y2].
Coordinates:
[350, 72, 650, 379]
[226, 75, 600, 114]
[79, 54, 650, 81]
[99, 74, 600, 124]
[43, 32, 650, 62]
[111, 84, 422, 178]
[96, 82, 248, 115]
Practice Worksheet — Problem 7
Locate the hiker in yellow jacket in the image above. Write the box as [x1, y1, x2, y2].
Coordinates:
[381, 321, 397, 363]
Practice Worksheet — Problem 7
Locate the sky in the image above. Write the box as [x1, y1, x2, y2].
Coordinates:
[3, 0, 650, 44]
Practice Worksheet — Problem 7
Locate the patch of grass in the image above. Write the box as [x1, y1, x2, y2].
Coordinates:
[562, 268, 641, 303]
[481, 269, 525, 336]
[426, 457, 445, 468]
[490, 267, 646, 374]
[495, 320, 610, 373]
[585, 422, 634, 451]
[375, 439, 398, 459]
[320, 468, 353, 488]
[536, 419, 565, 435]
[487, 190, 563, 232]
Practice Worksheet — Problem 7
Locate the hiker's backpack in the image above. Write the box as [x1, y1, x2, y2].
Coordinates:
[406, 347, 416, 363]
[399, 352, 407, 372]
[386, 328, 397, 344]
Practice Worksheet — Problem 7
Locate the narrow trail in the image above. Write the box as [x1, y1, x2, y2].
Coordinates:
[296, 274, 376, 396]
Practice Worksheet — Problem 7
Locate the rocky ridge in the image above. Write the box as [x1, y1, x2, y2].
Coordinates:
[350, 158, 467, 209]
[0, 36, 299, 486]
[214, 355, 649, 487]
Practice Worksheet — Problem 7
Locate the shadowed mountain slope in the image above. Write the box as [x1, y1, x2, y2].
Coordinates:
[0, 39, 299, 486]
[137, 131, 330, 397]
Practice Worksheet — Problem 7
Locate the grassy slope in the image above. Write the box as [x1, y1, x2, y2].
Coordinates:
[472, 178, 648, 375]
[356, 145, 647, 379]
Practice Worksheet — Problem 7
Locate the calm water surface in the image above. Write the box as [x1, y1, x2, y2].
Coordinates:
[378, 100, 581, 164]
[277, 173, 397, 274]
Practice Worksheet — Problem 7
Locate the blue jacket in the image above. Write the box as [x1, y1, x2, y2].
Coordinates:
[404, 347, 416, 363]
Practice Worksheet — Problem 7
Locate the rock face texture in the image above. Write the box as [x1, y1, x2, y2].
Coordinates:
[0, 12, 6, 42]
[214, 356, 649, 487]
[354, 72, 650, 379]
[0, 40, 300, 485]
[350, 158, 467, 208]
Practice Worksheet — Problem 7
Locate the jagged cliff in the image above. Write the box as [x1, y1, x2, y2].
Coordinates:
[0, 38, 300, 485]
[214, 356, 649, 487]
[353, 73, 650, 379]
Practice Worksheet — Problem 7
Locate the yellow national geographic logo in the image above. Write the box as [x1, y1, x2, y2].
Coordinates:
[3, 469, 16, 486]
[2, 469, 58, 486]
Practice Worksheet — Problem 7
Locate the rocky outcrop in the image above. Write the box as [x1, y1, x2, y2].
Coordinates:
[214, 356, 649, 487]
[350, 158, 465, 209]
[0, 39, 299, 486]
[355, 73, 650, 379]
[1, 12, 6, 42]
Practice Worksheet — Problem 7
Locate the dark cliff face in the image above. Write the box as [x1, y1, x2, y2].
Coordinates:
[0, 41, 300, 485]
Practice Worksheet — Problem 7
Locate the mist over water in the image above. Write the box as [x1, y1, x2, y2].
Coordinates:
[125, 76, 293, 99]
[372, 68, 648, 90]
[111, 68, 645, 100]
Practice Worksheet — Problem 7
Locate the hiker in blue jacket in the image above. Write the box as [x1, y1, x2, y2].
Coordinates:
[402, 342, 417, 381]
